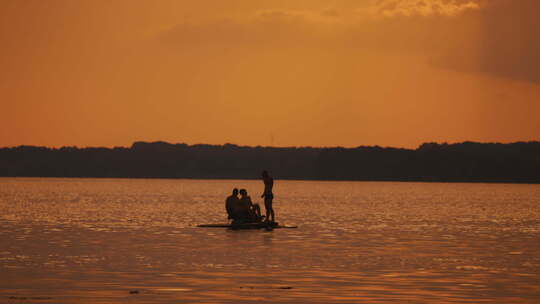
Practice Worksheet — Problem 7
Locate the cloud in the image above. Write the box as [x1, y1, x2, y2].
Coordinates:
[160, 9, 348, 50]
[370, 0, 481, 17]
[474, 0, 540, 83]
[160, 0, 540, 83]
[363, 0, 540, 83]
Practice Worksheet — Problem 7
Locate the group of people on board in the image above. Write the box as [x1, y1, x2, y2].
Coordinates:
[225, 171, 275, 223]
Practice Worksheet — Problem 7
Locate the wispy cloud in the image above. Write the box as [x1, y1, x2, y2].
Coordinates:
[160, 0, 540, 83]
[369, 0, 481, 18]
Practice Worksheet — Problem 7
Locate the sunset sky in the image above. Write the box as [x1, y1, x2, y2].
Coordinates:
[1, 0, 539, 148]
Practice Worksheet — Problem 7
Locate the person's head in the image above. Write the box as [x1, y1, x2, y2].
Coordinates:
[262, 170, 269, 178]
[239, 189, 247, 197]
[232, 188, 239, 196]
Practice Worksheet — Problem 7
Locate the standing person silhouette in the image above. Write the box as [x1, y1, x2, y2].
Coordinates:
[261, 170, 275, 223]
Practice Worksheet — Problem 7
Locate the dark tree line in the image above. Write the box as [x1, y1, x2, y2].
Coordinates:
[1, 141, 539, 183]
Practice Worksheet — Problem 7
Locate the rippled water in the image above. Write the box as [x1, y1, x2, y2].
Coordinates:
[1, 178, 539, 303]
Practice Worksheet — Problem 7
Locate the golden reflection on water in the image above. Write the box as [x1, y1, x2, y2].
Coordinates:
[0, 178, 539, 303]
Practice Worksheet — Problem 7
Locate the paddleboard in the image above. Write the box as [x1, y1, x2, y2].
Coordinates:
[197, 222, 298, 229]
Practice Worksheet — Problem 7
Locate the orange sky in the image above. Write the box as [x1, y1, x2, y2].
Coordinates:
[1, 0, 539, 148]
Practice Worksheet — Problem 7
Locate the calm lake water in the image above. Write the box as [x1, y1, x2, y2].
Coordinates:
[1, 178, 539, 303]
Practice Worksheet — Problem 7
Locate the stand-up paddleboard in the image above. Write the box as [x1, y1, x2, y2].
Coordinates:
[197, 222, 297, 230]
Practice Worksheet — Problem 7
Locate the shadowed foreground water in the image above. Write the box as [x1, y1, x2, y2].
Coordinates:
[1, 178, 539, 303]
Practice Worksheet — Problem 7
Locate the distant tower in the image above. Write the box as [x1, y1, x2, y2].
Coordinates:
[270, 134, 275, 147]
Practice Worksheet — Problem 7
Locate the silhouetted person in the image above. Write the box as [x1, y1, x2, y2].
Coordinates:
[261, 170, 275, 223]
[225, 188, 239, 220]
[239, 189, 262, 222]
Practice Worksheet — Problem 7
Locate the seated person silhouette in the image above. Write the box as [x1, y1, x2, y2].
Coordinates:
[236, 189, 262, 223]
[225, 188, 239, 221]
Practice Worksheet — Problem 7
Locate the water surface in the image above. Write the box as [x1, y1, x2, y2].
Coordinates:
[1, 178, 539, 303]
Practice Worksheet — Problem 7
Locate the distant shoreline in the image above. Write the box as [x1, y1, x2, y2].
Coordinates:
[2, 141, 540, 184]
